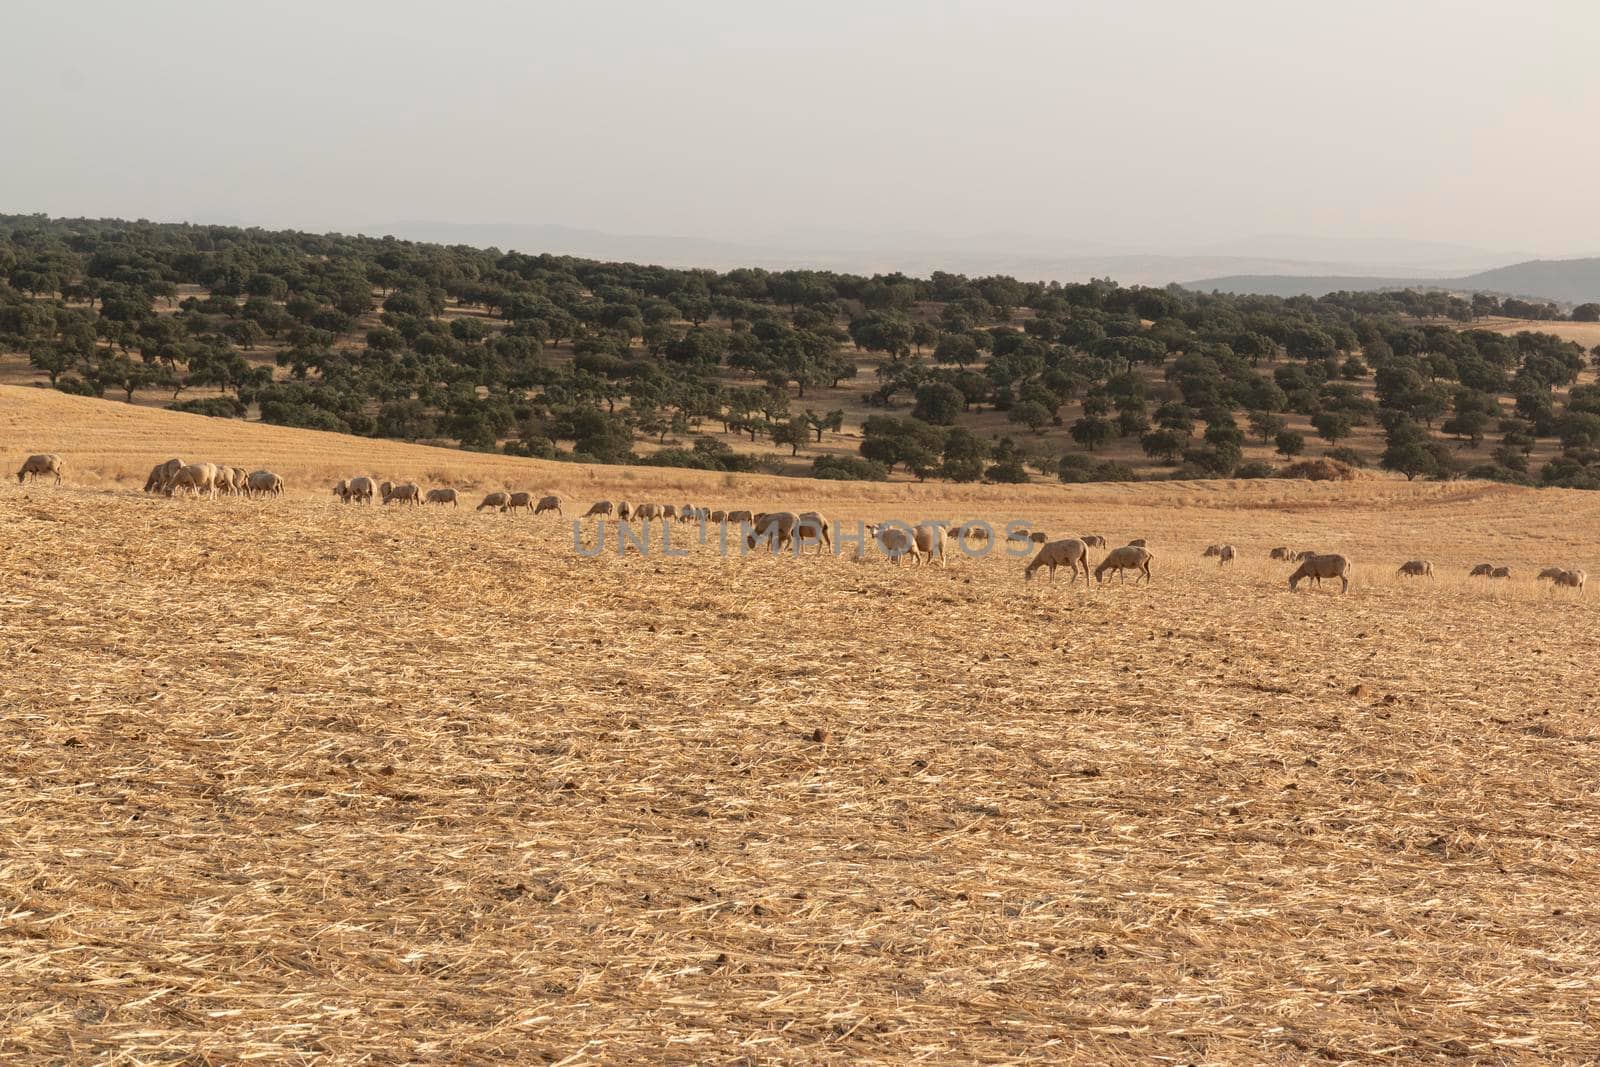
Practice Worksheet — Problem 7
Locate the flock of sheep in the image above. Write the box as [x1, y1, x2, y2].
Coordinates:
[140, 457, 285, 498]
[14, 452, 1587, 593]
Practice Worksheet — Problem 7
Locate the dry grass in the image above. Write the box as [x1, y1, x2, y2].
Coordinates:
[4, 387, 1600, 1062]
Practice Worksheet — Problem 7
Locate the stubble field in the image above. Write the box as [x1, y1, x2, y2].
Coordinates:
[3, 385, 1600, 1063]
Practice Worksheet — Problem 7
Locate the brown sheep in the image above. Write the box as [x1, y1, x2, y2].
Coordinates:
[1095, 545, 1154, 584]
[1024, 538, 1089, 584]
[1490, 566, 1511, 579]
[425, 487, 459, 507]
[1556, 568, 1587, 592]
[953, 522, 990, 541]
[661, 504, 678, 521]
[535, 494, 563, 516]
[144, 457, 184, 493]
[1397, 560, 1434, 578]
[1006, 529, 1033, 544]
[503, 491, 535, 513]
[478, 491, 512, 511]
[1269, 546, 1291, 560]
[332, 479, 350, 502]
[1217, 544, 1236, 566]
[16, 453, 63, 485]
[1289, 553, 1350, 593]
[1029, 531, 1048, 544]
[1080, 534, 1107, 548]
[1469, 562, 1494, 577]
[746, 511, 798, 553]
[1292, 549, 1318, 562]
[1202, 544, 1223, 558]
[796, 511, 832, 555]
[726, 509, 754, 525]
[582, 500, 613, 518]
[1127, 538, 1148, 548]
[245, 470, 285, 497]
[710, 509, 728, 523]
[632, 502, 662, 521]
[617, 501, 632, 520]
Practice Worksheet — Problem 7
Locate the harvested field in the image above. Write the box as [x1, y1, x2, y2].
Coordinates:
[4, 386, 1600, 1062]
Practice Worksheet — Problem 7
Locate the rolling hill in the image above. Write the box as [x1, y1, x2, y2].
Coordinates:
[1187, 255, 1600, 305]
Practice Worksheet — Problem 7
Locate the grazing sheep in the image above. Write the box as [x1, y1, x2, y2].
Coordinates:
[1095, 545, 1154, 584]
[1490, 566, 1511, 579]
[347, 476, 376, 504]
[746, 511, 799, 553]
[503, 491, 535, 513]
[222, 466, 248, 495]
[1127, 538, 1148, 548]
[1397, 560, 1434, 578]
[1202, 544, 1223, 558]
[1556, 568, 1587, 592]
[16, 453, 63, 485]
[1025, 538, 1090, 584]
[166, 462, 220, 498]
[245, 470, 285, 497]
[617, 501, 632, 521]
[1269, 546, 1291, 560]
[535, 494, 563, 516]
[425, 487, 459, 507]
[378, 480, 394, 503]
[478, 491, 511, 511]
[1468, 563, 1494, 577]
[726, 509, 754, 525]
[1006, 529, 1032, 544]
[1292, 549, 1318, 562]
[1029, 531, 1048, 544]
[954, 522, 990, 541]
[632, 502, 662, 521]
[1080, 534, 1107, 548]
[867, 524, 914, 563]
[661, 504, 678, 521]
[582, 500, 614, 518]
[678, 504, 698, 523]
[332, 479, 350, 502]
[1537, 566, 1566, 581]
[795, 511, 832, 555]
[710, 509, 727, 523]
[912, 523, 948, 567]
[1217, 544, 1236, 566]
[144, 457, 185, 493]
[383, 482, 422, 506]
[1288, 553, 1350, 593]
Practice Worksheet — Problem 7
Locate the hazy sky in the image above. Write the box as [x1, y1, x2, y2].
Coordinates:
[4, 0, 1598, 256]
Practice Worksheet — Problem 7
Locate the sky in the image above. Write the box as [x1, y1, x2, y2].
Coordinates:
[4, 0, 1599, 262]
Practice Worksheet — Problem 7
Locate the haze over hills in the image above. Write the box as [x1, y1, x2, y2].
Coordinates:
[1188, 256, 1600, 305]
[363, 220, 1525, 287]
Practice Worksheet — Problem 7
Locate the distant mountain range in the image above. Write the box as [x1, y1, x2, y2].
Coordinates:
[354, 220, 1600, 305]
[360, 221, 1525, 288]
[1186, 257, 1600, 306]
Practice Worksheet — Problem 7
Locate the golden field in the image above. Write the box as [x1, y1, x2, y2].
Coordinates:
[4, 384, 1600, 1063]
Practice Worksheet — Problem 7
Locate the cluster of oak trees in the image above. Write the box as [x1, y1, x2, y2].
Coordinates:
[4, 213, 1600, 487]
